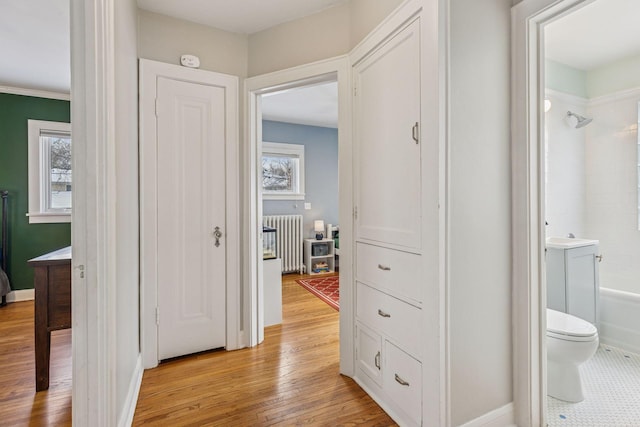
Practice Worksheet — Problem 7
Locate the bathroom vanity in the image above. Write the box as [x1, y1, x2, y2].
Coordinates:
[546, 237, 600, 325]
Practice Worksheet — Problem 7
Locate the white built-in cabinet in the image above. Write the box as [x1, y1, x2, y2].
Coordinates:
[352, 17, 426, 427]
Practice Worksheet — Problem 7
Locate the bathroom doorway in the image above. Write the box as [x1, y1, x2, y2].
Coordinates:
[543, 0, 640, 425]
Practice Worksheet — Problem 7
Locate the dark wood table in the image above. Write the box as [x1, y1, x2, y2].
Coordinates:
[28, 246, 71, 391]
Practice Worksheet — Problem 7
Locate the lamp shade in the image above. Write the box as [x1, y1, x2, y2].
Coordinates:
[314, 220, 325, 232]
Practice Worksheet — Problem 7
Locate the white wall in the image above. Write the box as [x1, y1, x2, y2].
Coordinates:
[544, 91, 588, 239]
[115, 0, 141, 421]
[137, 9, 248, 77]
[247, 0, 403, 77]
[247, 4, 351, 77]
[585, 91, 640, 294]
[449, 0, 513, 425]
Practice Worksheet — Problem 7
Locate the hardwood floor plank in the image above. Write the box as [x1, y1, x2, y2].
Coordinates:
[0, 300, 71, 426]
[133, 273, 396, 426]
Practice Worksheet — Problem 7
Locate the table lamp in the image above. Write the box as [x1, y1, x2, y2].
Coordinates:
[314, 220, 324, 240]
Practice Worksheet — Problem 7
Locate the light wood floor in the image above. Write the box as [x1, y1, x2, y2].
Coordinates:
[133, 273, 395, 426]
[0, 274, 394, 426]
[0, 300, 72, 426]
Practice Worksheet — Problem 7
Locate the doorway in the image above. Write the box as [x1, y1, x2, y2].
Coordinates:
[244, 57, 354, 374]
[259, 80, 340, 330]
[513, 0, 640, 425]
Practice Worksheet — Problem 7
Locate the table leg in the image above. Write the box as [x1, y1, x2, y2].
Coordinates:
[34, 267, 50, 391]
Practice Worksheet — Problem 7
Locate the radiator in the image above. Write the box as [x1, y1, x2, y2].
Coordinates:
[263, 215, 304, 274]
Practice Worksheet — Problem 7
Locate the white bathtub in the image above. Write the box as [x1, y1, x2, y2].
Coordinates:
[599, 287, 640, 354]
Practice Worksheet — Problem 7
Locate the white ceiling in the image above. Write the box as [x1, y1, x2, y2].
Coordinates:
[545, 0, 640, 70]
[136, 0, 348, 35]
[262, 82, 338, 129]
[0, 0, 70, 93]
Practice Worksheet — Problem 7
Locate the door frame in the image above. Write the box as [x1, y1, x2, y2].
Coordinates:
[70, 0, 116, 424]
[139, 59, 241, 369]
[243, 56, 354, 373]
[511, 0, 591, 425]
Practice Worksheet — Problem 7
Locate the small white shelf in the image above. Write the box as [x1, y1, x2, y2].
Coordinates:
[304, 238, 335, 275]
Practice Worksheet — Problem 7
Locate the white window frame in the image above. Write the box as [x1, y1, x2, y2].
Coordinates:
[261, 141, 305, 200]
[27, 119, 72, 223]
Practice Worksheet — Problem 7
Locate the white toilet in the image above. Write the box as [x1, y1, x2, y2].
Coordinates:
[546, 308, 599, 403]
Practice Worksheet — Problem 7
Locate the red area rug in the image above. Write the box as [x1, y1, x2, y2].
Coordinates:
[296, 276, 339, 311]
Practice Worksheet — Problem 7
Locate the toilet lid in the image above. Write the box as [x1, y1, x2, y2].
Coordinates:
[547, 309, 597, 338]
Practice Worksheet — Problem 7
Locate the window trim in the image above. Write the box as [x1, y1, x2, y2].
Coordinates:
[261, 141, 305, 200]
[27, 119, 72, 224]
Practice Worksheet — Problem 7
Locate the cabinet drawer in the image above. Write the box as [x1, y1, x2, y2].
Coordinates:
[356, 282, 422, 358]
[384, 341, 422, 426]
[356, 242, 421, 304]
[356, 322, 382, 385]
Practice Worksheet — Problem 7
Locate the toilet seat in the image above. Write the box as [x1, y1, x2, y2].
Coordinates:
[547, 309, 597, 342]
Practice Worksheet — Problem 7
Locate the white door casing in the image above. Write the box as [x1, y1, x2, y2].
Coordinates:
[512, 1, 589, 425]
[140, 59, 240, 369]
[244, 56, 353, 372]
[156, 77, 227, 360]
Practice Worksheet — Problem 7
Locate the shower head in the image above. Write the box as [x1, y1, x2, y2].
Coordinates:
[567, 111, 593, 129]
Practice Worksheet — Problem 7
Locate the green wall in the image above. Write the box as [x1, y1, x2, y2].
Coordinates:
[0, 93, 71, 290]
[545, 59, 588, 98]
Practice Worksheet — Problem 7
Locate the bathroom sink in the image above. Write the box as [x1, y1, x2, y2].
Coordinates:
[546, 237, 599, 249]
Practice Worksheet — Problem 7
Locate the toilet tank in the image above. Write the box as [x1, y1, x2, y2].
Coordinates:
[546, 238, 600, 326]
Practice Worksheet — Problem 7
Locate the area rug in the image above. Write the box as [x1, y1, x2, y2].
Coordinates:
[295, 276, 339, 311]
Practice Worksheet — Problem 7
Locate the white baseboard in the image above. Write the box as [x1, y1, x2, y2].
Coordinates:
[6, 289, 35, 302]
[599, 288, 640, 355]
[117, 354, 143, 427]
[458, 402, 516, 427]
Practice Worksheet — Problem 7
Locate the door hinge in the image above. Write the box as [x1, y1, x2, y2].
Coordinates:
[155, 307, 160, 325]
[353, 206, 358, 220]
[353, 86, 357, 97]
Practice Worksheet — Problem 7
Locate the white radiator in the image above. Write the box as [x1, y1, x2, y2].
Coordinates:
[263, 215, 304, 274]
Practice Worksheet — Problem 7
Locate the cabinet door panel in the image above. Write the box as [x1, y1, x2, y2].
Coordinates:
[354, 19, 421, 249]
[566, 245, 599, 324]
[356, 322, 383, 384]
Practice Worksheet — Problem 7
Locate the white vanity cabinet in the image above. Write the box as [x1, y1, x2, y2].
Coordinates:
[546, 239, 600, 325]
[352, 15, 429, 427]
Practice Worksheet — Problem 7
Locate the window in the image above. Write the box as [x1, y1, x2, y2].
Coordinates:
[28, 120, 72, 223]
[262, 142, 305, 200]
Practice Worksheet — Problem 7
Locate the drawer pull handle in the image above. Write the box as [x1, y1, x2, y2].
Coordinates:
[375, 351, 381, 370]
[377, 264, 391, 271]
[395, 374, 410, 386]
[377, 309, 391, 318]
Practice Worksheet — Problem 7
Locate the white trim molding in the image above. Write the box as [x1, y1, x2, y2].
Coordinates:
[6, 289, 35, 302]
[71, 0, 117, 424]
[458, 403, 516, 427]
[587, 86, 640, 107]
[117, 355, 143, 427]
[545, 88, 588, 106]
[512, 1, 592, 426]
[0, 85, 70, 101]
[139, 58, 241, 369]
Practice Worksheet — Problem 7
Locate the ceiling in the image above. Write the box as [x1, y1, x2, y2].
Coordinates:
[262, 82, 338, 129]
[545, 0, 640, 70]
[0, 0, 70, 93]
[136, 0, 348, 35]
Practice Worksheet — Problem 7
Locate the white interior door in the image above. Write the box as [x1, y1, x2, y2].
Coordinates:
[156, 76, 227, 360]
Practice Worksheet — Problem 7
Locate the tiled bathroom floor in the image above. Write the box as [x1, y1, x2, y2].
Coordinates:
[547, 344, 640, 426]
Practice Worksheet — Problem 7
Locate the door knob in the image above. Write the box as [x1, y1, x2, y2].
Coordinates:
[213, 226, 223, 247]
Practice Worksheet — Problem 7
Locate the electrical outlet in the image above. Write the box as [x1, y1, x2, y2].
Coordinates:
[304, 203, 311, 210]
